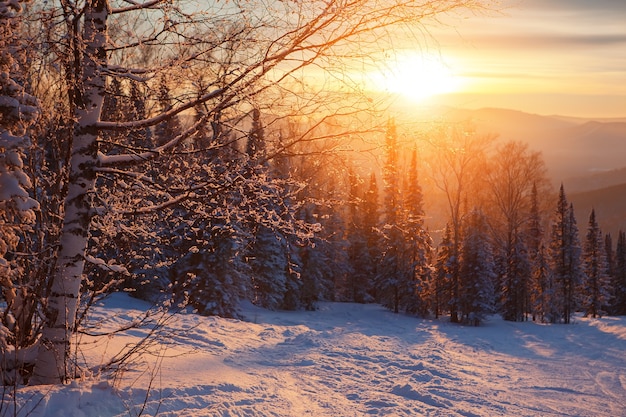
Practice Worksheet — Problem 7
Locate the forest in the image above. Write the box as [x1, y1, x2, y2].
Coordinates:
[1, 0, 626, 391]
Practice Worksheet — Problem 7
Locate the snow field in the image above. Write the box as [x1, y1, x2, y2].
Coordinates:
[5, 294, 626, 417]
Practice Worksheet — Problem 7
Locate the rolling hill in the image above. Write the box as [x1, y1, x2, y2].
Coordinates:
[570, 182, 626, 238]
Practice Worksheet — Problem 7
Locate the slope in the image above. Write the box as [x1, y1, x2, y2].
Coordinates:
[7, 293, 626, 417]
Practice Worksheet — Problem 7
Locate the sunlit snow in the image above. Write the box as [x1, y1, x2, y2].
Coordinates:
[7, 293, 626, 417]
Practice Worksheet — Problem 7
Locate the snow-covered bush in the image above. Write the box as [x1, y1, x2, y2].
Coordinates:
[0, 0, 40, 384]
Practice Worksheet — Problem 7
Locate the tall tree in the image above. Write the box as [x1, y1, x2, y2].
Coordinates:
[549, 185, 583, 324]
[484, 141, 548, 322]
[458, 209, 496, 325]
[346, 169, 373, 303]
[530, 244, 557, 323]
[579, 209, 610, 318]
[433, 224, 454, 318]
[363, 171, 381, 301]
[527, 183, 544, 260]
[399, 147, 432, 315]
[428, 126, 494, 322]
[377, 118, 404, 313]
[611, 231, 626, 315]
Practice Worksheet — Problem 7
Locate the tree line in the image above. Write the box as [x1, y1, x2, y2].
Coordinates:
[2, 0, 625, 389]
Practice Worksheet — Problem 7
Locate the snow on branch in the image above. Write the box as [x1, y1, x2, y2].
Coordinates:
[111, 0, 164, 14]
[95, 88, 224, 132]
[84, 254, 130, 276]
[97, 113, 207, 166]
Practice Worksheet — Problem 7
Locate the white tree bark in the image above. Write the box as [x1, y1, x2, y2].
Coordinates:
[30, 0, 109, 385]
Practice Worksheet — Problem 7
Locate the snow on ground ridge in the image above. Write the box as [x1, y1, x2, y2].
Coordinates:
[7, 293, 626, 417]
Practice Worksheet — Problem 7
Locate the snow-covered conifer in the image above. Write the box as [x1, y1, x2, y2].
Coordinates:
[346, 169, 374, 303]
[376, 119, 404, 313]
[549, 185, 583, 324]
[432, 224, 454, 318]
[398, 147, 432, 315]
[610, 231, 626, 315]
[579, 209, 611, 318]
[458, 210, 496, 325]
[0, 0, 41, 384]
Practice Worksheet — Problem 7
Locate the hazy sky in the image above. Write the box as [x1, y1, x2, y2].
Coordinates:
[432, 0, 626, 117]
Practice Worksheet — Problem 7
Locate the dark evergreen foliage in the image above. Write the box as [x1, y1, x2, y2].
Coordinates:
[433, 224, 454, 318]
[549, 186, 583, 324]
[458, 210, 496, 325]
[611, 231, 626, 315]
[376, 119, 404, 313]
[346, 169, 374, 303]
[501, 237, 531, 321]
[580, 209, 610, 318]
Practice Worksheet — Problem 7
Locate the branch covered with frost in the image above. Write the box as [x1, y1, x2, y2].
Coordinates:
[84, 254, 131, 275]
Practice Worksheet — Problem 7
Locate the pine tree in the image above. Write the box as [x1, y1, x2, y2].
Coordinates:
[249, 225, 291, 310]
[155, 76, 182, 144]
[611, 231, 626, 315]
[501, 236, 531, 321]
[605, 233, 614, 285]
[580, 209, 611, 318]
[527, 183, 543, 259]
[433, 224, 454, 318]
[244, 112, 303, 311]
[530, 244, 557, 322]
[169, 225, 248, 318]
[346, 169, 373, 303]
[298, 207, 324, 310]
[246, 108, 265, 162]
[459, 210, 496, 325]
[399, 147, 432, 315]
[527, 181, 549, 322]
[377, 119, 404, 313]
[549, 185, 583, 324]
[363, 172, 381, 300]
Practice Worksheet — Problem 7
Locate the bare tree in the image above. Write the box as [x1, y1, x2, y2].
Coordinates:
[483, 141, 549, 321]
[426, 125, 494, 322]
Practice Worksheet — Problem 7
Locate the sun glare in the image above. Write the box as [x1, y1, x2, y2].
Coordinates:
[371, 53, 463, 102]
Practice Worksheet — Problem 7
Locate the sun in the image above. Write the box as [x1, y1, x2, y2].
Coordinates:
[370, 53, 463, 102]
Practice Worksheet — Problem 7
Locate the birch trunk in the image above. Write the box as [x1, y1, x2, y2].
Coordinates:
[30, 0, 109, 385]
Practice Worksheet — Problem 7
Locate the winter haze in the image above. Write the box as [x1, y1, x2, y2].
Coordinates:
[1, 0, 625, 416]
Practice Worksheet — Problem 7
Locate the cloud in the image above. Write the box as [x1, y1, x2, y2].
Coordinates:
[469, 33, 626, 49]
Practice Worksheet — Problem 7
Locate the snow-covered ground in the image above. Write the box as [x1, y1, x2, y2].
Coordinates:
[5, 293, 626, 417]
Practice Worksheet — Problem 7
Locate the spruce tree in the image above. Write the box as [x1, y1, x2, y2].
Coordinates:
[580, 209, 611, 318]
[244, 110, 299, 310]
[363, 172, 381, 300]
[377, 118, 403, 313]
[611, 231, 626, 315]
[527, 183, 543, 259]
[459, 210, 496, 325]
[549, 185, 583, 324]
[433, 224, 454, 318]
[501, 237, 531, 321]
[346, 169, 373, 303]
[399, 147, 432, 315]
[154, 76, 182, 144]
[530, 244, 557, 322]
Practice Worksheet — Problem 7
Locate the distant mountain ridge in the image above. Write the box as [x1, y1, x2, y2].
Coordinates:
[388, 104, 626, 236]
[421, 107, 626, 187]
[570, 183, 626, 238]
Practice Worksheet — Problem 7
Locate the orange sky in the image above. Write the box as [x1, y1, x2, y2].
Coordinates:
[418, 0, 626, 118]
